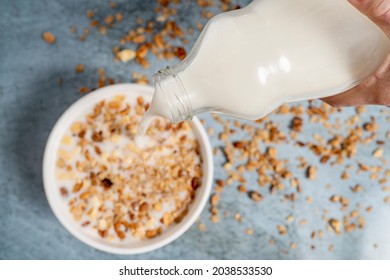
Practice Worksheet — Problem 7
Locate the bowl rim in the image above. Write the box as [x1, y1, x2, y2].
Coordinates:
[42, 83, 213, 255]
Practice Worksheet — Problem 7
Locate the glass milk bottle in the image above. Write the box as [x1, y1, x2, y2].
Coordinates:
[144, 0, 390, 124]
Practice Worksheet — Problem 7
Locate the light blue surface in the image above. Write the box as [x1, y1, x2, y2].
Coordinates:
[0, 0, 389, 259]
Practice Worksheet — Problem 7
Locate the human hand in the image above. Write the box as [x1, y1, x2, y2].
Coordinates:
[321, 0, 390, 107]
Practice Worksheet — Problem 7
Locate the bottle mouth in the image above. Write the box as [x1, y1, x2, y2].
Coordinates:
[153, 66, 194, 124]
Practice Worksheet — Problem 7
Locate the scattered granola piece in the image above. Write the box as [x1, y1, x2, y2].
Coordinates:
[210, 215, 221, 223]
[42, 31, 56, 44]
[60, 187, 68, 197]
[329, 218, 341, 234]
[234, 212, 242, 223]
[116, 49, 136, 63]
[286, 215, 294, 223]
[268, 238, 276, 245]
[290, 242, 297, 249]
[198, 223, 206, 231]
[237, 185, 247, 193]
[75, 64, 85, 73]
[277, 225, 287, 235]
[210, 193, 220, 206]
[372, 147, 384, 158]
[249, 191, 263, 202]
[101, 178, 113, 189]
[86, 9, 94, 19]
[306, 165, 317, 180]
[351, 184, 363, 193]
[79, 86, 89, 94]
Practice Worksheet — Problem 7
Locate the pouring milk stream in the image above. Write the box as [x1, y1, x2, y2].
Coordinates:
[139, 0, 390, 134]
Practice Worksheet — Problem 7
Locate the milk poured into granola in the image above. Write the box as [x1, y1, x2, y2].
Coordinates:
[142, 0, 390, 126]
[56, 94, 203, 242]
[138, 87, 172, 135]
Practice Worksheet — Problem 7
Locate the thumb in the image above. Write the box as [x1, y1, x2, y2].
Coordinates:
[321, 52, 390, 107]
[347, 0, 390, 37]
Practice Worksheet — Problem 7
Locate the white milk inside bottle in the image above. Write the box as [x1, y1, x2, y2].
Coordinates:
[139, 0, 390, 133]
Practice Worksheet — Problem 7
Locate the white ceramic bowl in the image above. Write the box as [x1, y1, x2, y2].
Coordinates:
[43, 83, 213, 254]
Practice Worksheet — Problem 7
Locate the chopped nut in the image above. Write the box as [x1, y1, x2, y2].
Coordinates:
[115, 12, 123, 22]
[61, 136, 72, 145]
[358, 216, 365, 228]
[104, 15, 114, 25]
[286, 215, 294, 223]
[198, 223, 206, 231]
[60, 187, 68, 197]
[234, 212, 242, 223]
[268, 238, 276, 245]
[329, 219, 341, 234]
[116, 49, 136, 63]
[320, 155, 330, 164]
[137, 96, 144, 105]
[161, 212, 173, 226]
[145, 229, 158, 238]
[79, 191, 90, 200]
[351, 184, 363, 193]
[101, 178, 113, 189]
[72, 182, 83, 193]
[153, 202, 162, 212]
[277, 225, 287, 235]
[86, 9, 94, 19]
[306, 196, 314, 203]
[210, 193, 220, 206]
[42, 31, 56, 44]
[191, 177, 200, 190]
[290, 242, 297, 249]
[139, 202, 149, 212]
[75, 64, 85, 73]
[306, 166, 317, 180]
[108, 100, 121, 110]
[216, 179, 225, 187]
[290, 117, 303, 132]
[249, 191, 263, 202]
[79, 86, 89, 94]
[267, 147, 277, 158]
[341, 171, 349, 180]
[330, 195, 340, 203]
[373, 147, 384, 158]
[91, 131, 103, 142]
[173, 46, 187, 60]
[210, 215, 221, 223]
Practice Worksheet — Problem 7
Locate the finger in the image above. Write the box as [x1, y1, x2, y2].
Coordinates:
[321, 72, 390, 107]
[322, 39, 390, 107]
[347, 0, 390, 37]
[320, 85, 373, 107]
[321, 63, 388, 107]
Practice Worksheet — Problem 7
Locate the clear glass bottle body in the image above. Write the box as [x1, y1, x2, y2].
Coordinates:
[148, 0, 390, 124]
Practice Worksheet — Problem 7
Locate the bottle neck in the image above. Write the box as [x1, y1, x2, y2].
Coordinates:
[153, 66, 194, 124]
